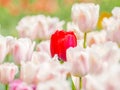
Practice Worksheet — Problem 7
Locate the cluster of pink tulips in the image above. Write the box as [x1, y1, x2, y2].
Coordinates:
[0, 2, 120, 90]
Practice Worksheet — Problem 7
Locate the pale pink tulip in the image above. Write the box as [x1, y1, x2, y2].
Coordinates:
[9, 79, 35, 90]
[21, 56, 69, 85]
[16, 16, 40, 40]
[36, 60, 70, 83]
[16, 15, 64, 40]
[112, 7, 120, 19]
[72, 3, 99, 32]
[87, 30, 107, 46]
[36, 78, 71, 90]
[31, 51, 51, 63]
[66, 46, 89, 77]
[82, 63, 120, 90]
[82, 75, 105, 90]
[20, 61, 39, 84]
[6, 36, 16, 54]
[36, 40, 50, 55]
[103, 64, 120, 90]
[0, 36, 7, 63]
[12, 38, 35, 64]
[0, 63, 18, 84]
[37, 15, 65, 40]
[102, 9, 120, 45]
[88, 42, 120, 75]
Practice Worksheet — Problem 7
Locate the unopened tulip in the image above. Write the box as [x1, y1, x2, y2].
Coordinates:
[67, 46, 89, 77]
[72, 3, 99, 32]
[50, 30, 77, 61]
[12, 38, 35, 64]
[0, 63, 18, 84]
[20, 61, 39, 84]
[36, 40, 50, 55]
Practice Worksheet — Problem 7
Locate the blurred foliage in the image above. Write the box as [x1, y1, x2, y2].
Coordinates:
[0, 0, 120, 36]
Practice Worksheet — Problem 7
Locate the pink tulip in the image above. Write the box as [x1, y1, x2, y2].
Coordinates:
[37, 15, 65, 40]
[31, 51, 51, 63]
[9, 79, 35, 90]
[82, 75, 105, 90]
[102, 8, 120, 45]
[88, 42, 120, 75]
[0, 63, 18, 84]
[36, 78, 71, 90]
[20, 61, 39, 84]
[36, 40, 50, 56]
[16, 15, 64, 40]
[12, 38, 35, 64]
[87, 30, 107, 46]
[104, 64, 120, 90]
[66, 46, 89, 77]
[72, 3, 99, 32]
[82, 63, 120, 90]
[112, 7, 120, 19]
[36, 60, 70, 83]
[6, 36, 16, 54]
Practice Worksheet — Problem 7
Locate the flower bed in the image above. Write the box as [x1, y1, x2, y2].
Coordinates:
[0, 2, 120, 90]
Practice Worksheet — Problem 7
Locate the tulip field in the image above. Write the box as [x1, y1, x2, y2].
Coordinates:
[0, 0, 120, 90]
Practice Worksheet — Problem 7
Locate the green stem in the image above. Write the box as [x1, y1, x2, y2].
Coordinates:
[67, 74, 76, 90]
[80, 32, 87, 90]
[83, 32, 87, 48]
[5, 84, 9, 90]
[79, 77, 82, 90]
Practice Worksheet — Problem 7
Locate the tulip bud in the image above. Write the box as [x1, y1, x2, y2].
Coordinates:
[72, 3, 99, 32]
[0, 63, 18, 84]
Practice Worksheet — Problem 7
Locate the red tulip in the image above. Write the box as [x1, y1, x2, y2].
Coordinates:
[50, 30, 77, 61]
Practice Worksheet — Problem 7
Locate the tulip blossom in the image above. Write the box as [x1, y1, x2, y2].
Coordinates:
[12, 38, 35, 64]
[87, 30, 107, 46]
[82, 63, 120, 90]
[102, 8, 120, 45]
[6, 36, 16, 54]
[66, 46, 89, 77]
[9, 79, 35, 90]
[88, 42, 120, 75]
[36, 60, 70, 83]
[72, 3, 99, 32]
[50, 30, 77, 61]
[0, 63, 18, 84]
[20, 61, 40, 84]
[112, 7, 120, 19]
[16, 15, 64, 40]
[36, 78, 71, 90]
[36, 40, 50, 56]
[31, 51, 51, 64]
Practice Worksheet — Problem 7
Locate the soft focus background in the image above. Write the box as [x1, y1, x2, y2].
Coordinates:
[0, 0, 120, 36]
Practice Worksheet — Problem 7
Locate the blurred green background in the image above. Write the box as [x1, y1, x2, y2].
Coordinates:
[0, 0, 120, 37]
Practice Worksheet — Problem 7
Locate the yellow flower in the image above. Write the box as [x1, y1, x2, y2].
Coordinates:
[97, 12, 111, 29]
